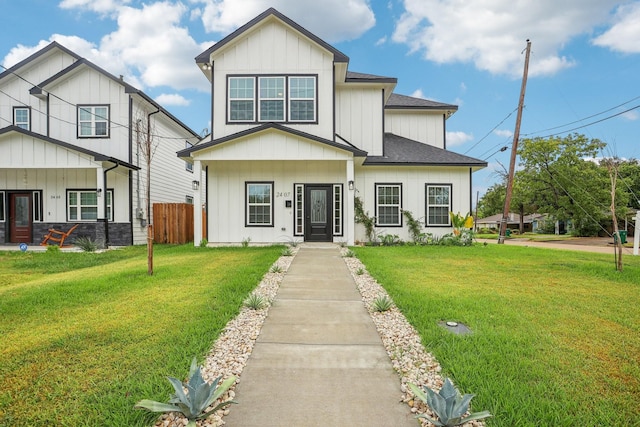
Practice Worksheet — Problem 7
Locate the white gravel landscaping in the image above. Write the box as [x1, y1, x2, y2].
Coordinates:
[154, 246, 485, 427]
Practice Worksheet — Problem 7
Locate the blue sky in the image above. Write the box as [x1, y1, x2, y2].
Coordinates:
[2, 0, 639, 200]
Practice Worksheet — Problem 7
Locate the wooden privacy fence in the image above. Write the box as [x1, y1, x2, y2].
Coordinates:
[153, 203, 206, 244]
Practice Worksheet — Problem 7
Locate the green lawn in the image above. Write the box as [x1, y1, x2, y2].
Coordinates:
[0, 244, 282, 426]
[353, 245, 640, 426]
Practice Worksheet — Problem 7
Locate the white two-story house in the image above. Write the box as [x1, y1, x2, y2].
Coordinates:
[179, 8, 486, 246]
[0, 42, 201, 246]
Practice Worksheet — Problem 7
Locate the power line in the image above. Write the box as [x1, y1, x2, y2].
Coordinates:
[531, 105, 640, 139]
[0, 63, 196, 142]
[463, 107, 518, 155]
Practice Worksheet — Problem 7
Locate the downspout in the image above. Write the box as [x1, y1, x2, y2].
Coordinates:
[103, 162, 120, 246]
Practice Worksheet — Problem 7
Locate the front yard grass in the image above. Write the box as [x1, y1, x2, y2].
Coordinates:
[0, 244, 281, 426]
[353, 245, 640, 426]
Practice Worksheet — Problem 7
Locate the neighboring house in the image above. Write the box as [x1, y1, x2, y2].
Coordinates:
[0, 42, 201, 246]
[476, 212, 547, 233]
[179, 8, 487, 245]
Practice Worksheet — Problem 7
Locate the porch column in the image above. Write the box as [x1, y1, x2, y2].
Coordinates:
[193, 160, 202, 247]
[96, 167, 105, 220]
[346, 158, 355, 246]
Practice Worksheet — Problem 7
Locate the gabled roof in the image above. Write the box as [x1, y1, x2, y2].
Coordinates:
[178, 122, 367, 157]
[363, 133, 486, 168]
[195, 8, 349, 65]
[26, 50, 199, 139]
[386, 93, 458, 111]
[0, 126, 139, 170]
[0, 41, 80, 83]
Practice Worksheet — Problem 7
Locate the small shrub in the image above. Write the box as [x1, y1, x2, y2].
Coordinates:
[241, 237, 251, 248]
[379, 234, 400, 246]
[372, 295, 393, 312]
[134, 357, 236, 426]
[281, 247, 293, 257]
[74, 236, 97, 252]
[356, 267, 365, 275]
[244, 293, 267, 310]
[343, 249, 356, 258]
[409, 378, 491, 427]
[270, 265, 283, 273]
[199, 238, 208, 247]
[45, 245, 60, 254]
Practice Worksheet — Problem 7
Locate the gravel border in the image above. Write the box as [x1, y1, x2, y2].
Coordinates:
[154, 246, 484, 427]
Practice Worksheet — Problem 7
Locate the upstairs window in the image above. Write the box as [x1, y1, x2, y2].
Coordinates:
[229, 77, 255, 121]
[259, 77, 285, 121]
[14, 107, 30, 130]
[227, 75, 316, 123]
[78, 105, 109, 137]
[426, 184, 451, 226]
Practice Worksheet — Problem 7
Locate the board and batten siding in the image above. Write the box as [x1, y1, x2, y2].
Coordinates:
[210, 20, 335, 141]
[354, 166, 472, 241]
[384, 111, 446, 149]
[335, 86, 384, 156]
[206, 160, 348, 243]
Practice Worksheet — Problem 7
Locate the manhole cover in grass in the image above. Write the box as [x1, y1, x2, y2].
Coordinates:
[438, 320, 472, 335]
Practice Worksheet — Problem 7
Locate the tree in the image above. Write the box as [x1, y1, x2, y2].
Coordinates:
[618, 159, 640, 210]
[476, 182, 506, 219]
[515, 133, 619, 236]
[136, 111, 159, 275]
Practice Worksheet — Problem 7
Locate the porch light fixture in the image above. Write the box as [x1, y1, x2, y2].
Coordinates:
[96, 188, 102, 196]
[192, 180, 200, 190]
[201, 62, 212, 71]
[348, 180, 354, 191]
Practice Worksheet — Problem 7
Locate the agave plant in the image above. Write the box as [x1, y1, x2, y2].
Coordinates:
[409, 378, 491, 427]
[135, 358, 236, 426]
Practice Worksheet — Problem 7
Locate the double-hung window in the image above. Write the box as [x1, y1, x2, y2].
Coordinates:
[289, 77, 316, 121]
[228, 75, 316, 123]
[78, 105, 109, 137]
[229, 77, 255, 121]
[68, 190, 113, 221]
[426, 184, 451, 226]
[259, 77, 285, 121]
[246, 182, 273, 226]
[13, 107, 30, 130]
[376, 184, 402, 226]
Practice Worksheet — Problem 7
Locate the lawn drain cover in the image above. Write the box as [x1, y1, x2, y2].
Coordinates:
[438, 321, 472, 335]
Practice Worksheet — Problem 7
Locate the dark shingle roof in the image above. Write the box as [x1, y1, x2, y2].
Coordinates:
[345, 71, 397, 83]
[386, 93, 458, 111]
[363, 133, 486, 167]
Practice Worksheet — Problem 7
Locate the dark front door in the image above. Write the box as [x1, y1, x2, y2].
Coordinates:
[10, 193, 32, 243]
[304, 185, 332, 242]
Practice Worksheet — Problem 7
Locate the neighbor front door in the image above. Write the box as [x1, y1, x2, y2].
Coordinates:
[9, 193, 32, 243]
[304, 185, 332, 242]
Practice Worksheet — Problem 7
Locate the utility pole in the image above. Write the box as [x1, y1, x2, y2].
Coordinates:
[498, 39, 531, 244]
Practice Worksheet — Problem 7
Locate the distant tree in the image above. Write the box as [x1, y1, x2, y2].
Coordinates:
[618, 159, 640, 210]
[515, 133, 616, 236]
[476, 182, 506, 219]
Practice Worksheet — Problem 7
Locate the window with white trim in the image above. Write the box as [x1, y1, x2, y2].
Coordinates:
[259, 77, 285, 121]
[289, 77, 316, 121]
[229, 77, 255, 121]
[14, 107, 30, 130]
[32, 191, 42, 222]
[333, 184, 342, 235]
[78, 105, 109, 137]
[376, 184, 402, 226]
[426, 184, 451, 226]
[67, 190, 113, 221]
[0, 191, 5, 222]
[294, 184, 304, 236]
[185, 195, 194, 204]
[228, 75, 316, 123]
[246, 182, 273, 226]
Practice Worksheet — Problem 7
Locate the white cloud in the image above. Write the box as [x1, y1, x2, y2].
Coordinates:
[621, 110, 639, 121]
[392, 0, 627, 77]
[592, 2, 640, 53]
[196, 0, 375, 42]
[59, 0, 129, 14]
[375, 36, 387, 46]
[494, 129, 513, 138]
[410, 88, 427, 99]
[446, 131, 473, 147]
[155, 93, 191, 106]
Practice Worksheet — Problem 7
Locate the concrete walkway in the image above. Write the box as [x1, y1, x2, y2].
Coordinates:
[224, 244, 417, 427]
